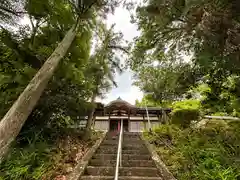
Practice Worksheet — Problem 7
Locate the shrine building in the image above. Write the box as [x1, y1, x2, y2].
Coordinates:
[92, 97, 171, 132]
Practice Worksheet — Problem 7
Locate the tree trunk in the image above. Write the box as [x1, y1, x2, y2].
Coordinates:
[0, 26, 77, 162]
[84, 93, 97, 139]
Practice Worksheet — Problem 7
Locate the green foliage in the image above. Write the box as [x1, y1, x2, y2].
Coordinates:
[136, 94, 161, 107]
[0, 0, 124, 121]
[172, 99, 201, 110]
[0, 0, 125, 178]
[144, 124, 181, 146]
[0, 127, 101, 179]
[145, 122, 240, 180]
[171, 99, 201, 128]
[136, 94, 173, 108]
[130, 0, 240, 116]
[0, 139, 51, 180]
[132, 60, 195, 102]
[132, 0, 240, 178]
[211, 112, 228, 116]
[172, 109, 200, 128]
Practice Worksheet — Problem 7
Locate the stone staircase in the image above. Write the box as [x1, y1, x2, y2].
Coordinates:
[80, 132, 162, 180]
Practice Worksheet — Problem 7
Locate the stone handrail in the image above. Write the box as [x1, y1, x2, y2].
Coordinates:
[204, 115, 240, 120]
[114, 119, 123, 180]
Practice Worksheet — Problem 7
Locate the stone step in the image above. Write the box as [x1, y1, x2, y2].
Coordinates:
[89, 159, 156, 167]
[124, 140, 142, 142]
[89, 159, 116, 166]
[85, 167, 160, 177]
[101, 140, 144, 145]
[92, 154, 116, 160]
[81, 176, 162, 180]
[123, 137, 140, 139]
[123, 143, 145, 147]
[101, 140, 119, 145]
[121, 160, 156, 167]
[92, 154, 152, 161]
[84, 167, 115, 176]
[122, 154, 152, 160]
[123, 150, 149, 154]
[122, 147, 146, 151]
[95, 148, 117, 154]
[81, 132, 161, 179]
[98, 144, 146, 150]
[123, 132, 140, 136]
[123, 134, 140, 137]
[123, 138, 142, 143]
[105, 136, 119, 140]
[99, 145, 118, 149]
[119, 167, 160, 177]
[123, 138, 141, 141]
[96, 148, 149, 154]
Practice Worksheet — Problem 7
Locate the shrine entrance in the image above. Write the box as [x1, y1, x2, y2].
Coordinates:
[123, 120, 129, 132]
[109, 119, 129, 132]
[109, 120, 119, 132]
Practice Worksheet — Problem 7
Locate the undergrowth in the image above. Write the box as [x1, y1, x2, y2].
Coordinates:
[0, 141, 51, 180]
[144, 121, 240, 180]
[0, 129, 101, 180]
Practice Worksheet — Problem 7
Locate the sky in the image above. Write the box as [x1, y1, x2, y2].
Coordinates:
[98, 4, 143, 105]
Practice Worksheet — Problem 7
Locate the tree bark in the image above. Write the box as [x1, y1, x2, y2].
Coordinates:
[0, 26, 77, 162]
[84, 93, 97, 139]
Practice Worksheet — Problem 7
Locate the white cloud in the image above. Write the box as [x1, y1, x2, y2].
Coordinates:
[106, 7, 140, 41]
[98, 71, 143, 105]
[98, 3, 143, 105]
[20, 16, 31, 25]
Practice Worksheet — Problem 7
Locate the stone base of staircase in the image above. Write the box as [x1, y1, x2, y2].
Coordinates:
[80, 132, 163, 180]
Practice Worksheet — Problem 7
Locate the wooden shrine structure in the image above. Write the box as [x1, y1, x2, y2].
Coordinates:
[92, 97, 171, 132]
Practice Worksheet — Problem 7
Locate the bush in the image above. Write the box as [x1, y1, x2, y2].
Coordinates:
[144, 121, 240, 180]
[211, 112, 228, 116]
[172, 99, 201, 110]
[144, 124, 181, 146]
[171, 99, 201, 128]
[172, 109, 200, 128]
[0, 140, 51, 180]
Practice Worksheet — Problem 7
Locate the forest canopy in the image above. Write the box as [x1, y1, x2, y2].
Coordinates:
[131, 0, 240, 116]
[0, 0, 130, 178]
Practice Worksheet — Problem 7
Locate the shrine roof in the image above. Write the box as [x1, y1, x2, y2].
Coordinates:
[105, 97, 135, 109]
[95, 97, 171, 114]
